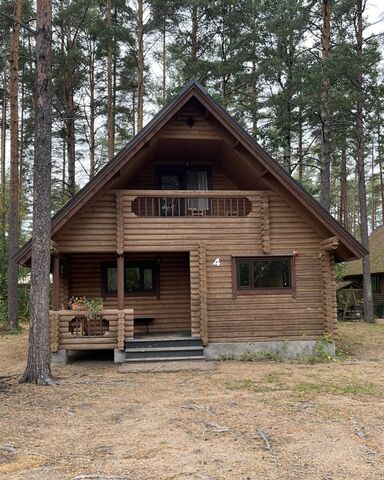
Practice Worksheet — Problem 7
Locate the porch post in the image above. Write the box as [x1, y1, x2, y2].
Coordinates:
[52, 256, 60, 311]
[117, 254, 124, 310]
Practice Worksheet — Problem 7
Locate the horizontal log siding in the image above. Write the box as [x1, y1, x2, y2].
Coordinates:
[55, 188, 329, 342]
[121, 191, 325, 341]
[66, 252, 191, 334]
[158, 104, 222, 140]
[53, 192, 117, 252]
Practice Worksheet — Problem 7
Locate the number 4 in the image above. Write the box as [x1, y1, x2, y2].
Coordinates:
[213, 258, 221, 267]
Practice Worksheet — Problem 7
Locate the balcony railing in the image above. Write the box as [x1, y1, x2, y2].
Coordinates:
[124, 190, 254, 218]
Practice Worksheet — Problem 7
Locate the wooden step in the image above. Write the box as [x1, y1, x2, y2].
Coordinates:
[124, 335, 205, 363]
[124, 356, 206, 363]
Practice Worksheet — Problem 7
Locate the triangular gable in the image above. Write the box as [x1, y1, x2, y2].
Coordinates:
[16, 80, 367, 265]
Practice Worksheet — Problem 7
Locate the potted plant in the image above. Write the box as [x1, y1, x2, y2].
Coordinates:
[68, 296, 87, 310]
[82, 297, 104, 320]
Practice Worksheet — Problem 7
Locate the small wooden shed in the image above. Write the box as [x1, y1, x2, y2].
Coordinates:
[344, 225, 384, 317]
[16, 81, 366, 363]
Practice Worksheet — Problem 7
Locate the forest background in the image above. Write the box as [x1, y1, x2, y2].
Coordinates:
[0, 0, 383, 325]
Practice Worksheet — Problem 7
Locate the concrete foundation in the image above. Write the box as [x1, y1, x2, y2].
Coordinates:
[204, 340, 335, 360]
[51, 349, 68, 365]
[114, 349, 126, 363]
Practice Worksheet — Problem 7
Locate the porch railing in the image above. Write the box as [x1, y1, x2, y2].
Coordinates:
[50, 309, 134, 353]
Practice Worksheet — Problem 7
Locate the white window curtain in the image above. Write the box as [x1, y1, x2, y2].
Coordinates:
[187, 170, 209, 211]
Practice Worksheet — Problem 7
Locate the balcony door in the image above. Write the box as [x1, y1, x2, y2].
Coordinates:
[157, 166, 211, 216]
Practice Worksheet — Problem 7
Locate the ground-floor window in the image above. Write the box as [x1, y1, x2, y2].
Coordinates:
[102, 262, 158, 296]
[234, 256, 293, 294]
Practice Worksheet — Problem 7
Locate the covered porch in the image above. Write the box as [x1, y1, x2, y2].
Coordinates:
[49, 250, 204, 361]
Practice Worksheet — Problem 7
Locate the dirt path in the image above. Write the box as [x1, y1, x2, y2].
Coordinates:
[1, 323, 384, 480]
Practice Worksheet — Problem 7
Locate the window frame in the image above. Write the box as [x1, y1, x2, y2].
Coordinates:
[155, 165, 213, 190]
[232, 256, 295, 297]
[101, 261, 160, 298]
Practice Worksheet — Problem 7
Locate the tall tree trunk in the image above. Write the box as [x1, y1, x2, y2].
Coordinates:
[0, 71, 7, 263]
[107, 0, 114, 159]
[356, 0, 374, 323]
[65, 86, 76, 197]
[88, 42, 95, 178]
[251, 58, 258, 139]
[62, 135, 66, 204]
[298, 106, 304, 183]
[340, 142, 348, 227]
[162, 21, 166, 105]
[371, 143, 375, 231]
[320, 0, 332, 211]
[191, 4, 197, 78]
[7, 0, 22, 330]
[378, 124, 384, 223]
[20, 0, 54, 385]
[136, 0, 144, 132]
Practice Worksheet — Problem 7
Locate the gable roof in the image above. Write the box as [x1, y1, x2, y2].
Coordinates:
[345, 225, 384, 277]
[16, 80, 367, 265]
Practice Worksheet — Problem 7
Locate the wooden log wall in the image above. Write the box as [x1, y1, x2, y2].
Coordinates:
[49, 309, 134, 352]
[199, 241, 208, 345]
[320, 237, 338, 335]
[53, 187, 335, 342]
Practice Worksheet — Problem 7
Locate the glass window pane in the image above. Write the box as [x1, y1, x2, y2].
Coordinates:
[143, 268, 153, 290]
[239, 262, 250, 287]
[125, 267, 140, 292]
[253, 259, 290, 288]
[106, 267, 117, 293]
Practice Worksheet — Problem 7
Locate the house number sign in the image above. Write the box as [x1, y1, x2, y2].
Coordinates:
[213, 258, 221, 267]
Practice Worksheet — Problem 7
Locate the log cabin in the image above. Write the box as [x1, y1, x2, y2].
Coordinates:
[16, 80, 367, 364]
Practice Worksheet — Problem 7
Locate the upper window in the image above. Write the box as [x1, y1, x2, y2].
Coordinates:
[103, 262, 157, 296]
[235, 257, 292, 292]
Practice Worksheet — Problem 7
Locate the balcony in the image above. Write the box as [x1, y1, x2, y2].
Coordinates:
[116, 190, 255, 218]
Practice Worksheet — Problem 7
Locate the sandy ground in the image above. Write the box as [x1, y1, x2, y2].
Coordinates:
[0, 322, 384, 480]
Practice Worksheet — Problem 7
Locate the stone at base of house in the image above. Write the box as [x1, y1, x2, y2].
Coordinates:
[114, 349, 126, 363]
[204, 340, 336, 360]
[375, 318, 384, 325]
[51, 350, 68, 365]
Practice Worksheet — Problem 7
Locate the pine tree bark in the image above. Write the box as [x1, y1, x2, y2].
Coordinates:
[340, 142, 348, 227]
[65, 84, 76, 197]
[20, 0, 54, 385]
[7, 0, 22, 330]
[191, 5, 197, 78]
[88, 40, 95, 178]
[320, 0, 332, 211]
[107, 0, 114, 159]
[162, 21, 166, 105]
[355, 0, 374, 323]
[136, 0, 144, 132]
[0, 71, 7, 262]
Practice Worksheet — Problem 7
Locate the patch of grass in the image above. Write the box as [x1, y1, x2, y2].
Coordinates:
[224, 378, 285, 393]
[239, 347, 287, 362]
[0, 324, 23, 336]
[292, 381, 375, 396]
[263, 372, 283, 384]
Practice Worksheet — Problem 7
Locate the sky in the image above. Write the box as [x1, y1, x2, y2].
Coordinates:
[366, 1, 384, 38]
